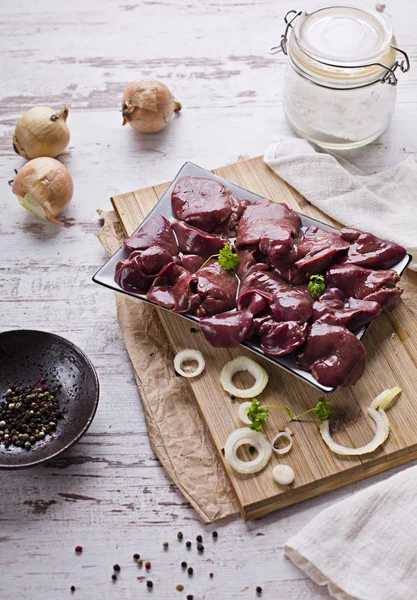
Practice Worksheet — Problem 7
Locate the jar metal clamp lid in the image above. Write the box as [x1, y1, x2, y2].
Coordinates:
[269, 6, 410, 89]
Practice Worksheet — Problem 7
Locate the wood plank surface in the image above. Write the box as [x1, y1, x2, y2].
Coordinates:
[112, 156, 417, 519]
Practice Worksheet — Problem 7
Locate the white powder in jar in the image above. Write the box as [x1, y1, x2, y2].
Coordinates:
[282, 64, 397, 148]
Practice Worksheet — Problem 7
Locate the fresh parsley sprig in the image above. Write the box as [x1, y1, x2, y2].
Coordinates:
[218, 243, 240, 271]
[308, 274, 326, 298]
[196, 242, 240, 273]
[246, 397, 333, 431]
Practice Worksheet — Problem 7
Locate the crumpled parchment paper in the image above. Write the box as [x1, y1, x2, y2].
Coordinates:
[97, 209, 239, 523]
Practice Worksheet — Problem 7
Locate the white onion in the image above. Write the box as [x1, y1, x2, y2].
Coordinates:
[224, 427, 272, 474]
[12, 157, 74, 226]
[271, 431, 293, 455]
[220, 356, 269, 398]
[370, 387, 402, 411]
[238, 402, 253, 425]
[173, 349, 205, 378]
[122, 77, 181, 133]
[13, 106, 70, 159]
[320, 407, 389, 456]
[272, 464, 295, 485]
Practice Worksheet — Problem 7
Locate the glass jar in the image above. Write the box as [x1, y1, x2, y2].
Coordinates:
[270, 5, 410, 149]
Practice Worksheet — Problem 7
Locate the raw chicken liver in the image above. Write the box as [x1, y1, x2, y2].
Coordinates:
[326, 264, 402, 310]
[172, 176, 239, 232]
[256, 319, 308, 356]
[199, 309, 254, 348]
[171, 220, 227, 258]
[312, 297, 381, 331]
[238, 267, 313, 323]
[196, 259, 238, 317]
[147, 263, 201, 314]
[297, 322, 366, 387]
[236, 201, 301, 268]
[115, 247, 173, 292]
[340, 228, 407, 269]
[124, 215, 178, 255]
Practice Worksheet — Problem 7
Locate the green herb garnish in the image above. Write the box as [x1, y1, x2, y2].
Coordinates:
[308, 274, 326, 298]
[246, 397, 333, 431]
[247, 399, 270, 431]
[218, 243, 240, 271]
[196, 243, 240, 273]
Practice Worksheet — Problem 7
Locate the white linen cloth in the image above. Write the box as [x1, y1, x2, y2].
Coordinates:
[264, 137, 417, 271]
[284, 465, 417, 600]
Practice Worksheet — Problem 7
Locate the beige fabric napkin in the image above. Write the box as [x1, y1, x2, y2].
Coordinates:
[264, 137, 417, 271]
[97, 209, 239, 523]
[284, 465, 417, 600]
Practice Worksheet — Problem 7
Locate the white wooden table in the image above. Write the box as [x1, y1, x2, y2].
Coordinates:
[1, 1, 416, 597]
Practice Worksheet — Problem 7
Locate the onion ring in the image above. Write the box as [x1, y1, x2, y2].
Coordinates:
[271, 431, 293, 455]
[220, 356, 269, 398]
[370, 387, 402, 411]
[272, 464, 295, 485]
[224, 427, 272, 474]
[238, 401, 253, 425]
[320, 407, 389, 456]
[173, 349, 205, 378]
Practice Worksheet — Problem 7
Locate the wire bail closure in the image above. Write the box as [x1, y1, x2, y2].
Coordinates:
[268, 9, 410, 87]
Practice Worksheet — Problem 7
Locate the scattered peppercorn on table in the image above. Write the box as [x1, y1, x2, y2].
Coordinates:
[1, 0, 417, 599]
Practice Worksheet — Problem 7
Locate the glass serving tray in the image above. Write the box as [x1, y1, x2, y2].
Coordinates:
[93, 162, 412, 393]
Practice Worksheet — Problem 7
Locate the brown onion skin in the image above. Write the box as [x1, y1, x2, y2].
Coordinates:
[122, 77, 181, 133]
[13, 106, 70, 159]
[12, 157, 74, 226]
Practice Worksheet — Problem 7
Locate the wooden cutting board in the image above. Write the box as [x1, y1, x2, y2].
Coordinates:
[112, 156, 417, 520]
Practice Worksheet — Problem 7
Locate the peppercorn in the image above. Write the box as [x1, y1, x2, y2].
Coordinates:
[177, 531, 183, 540]
[181, 561, 187, 568]
[162, 541, 169, 549]
[230, 395, 236, 400]
[197, 544, 204, 553]
[210, 572, 213, 578]
[186, 541, 191, 548]
[0, 380, 63, 448]
[249, 446, 256, 454]
[75, 546, 83, 553]
[133, 553, 140, 560]
[146, 580, 153, 588]
[113, 564, 121, 572]
[70, 585, 75, 592]
[145, 561, 151, 569]
[176, 584, 184, 591]
[137, 559, 143, 566]
[111, 574, 117, 581]
[187, 596, 194, 600]
[187, 567, 193, 575]
[190, 327, 197, 333]
[196, 535, 202, 543]
[256, 586, 262, 594]
[212, 531, 218, 539]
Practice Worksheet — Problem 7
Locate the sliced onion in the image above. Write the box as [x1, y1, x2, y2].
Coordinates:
[224, 427, 272, 474]
[271, 431, 293, 455]
[370, 387, 402, 411]
[238, 401, 253, 425]
[320, 407, 389, 456]
[273, 464, 295, 485]
[174, 349, 205, 378]
[220, 356, 269, 398]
